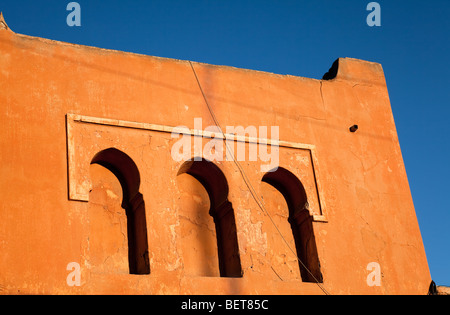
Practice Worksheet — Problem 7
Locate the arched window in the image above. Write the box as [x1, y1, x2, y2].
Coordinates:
[262, 167, 323, 283]
[177, 158, 242, 278]
[90, 148, 150, 275]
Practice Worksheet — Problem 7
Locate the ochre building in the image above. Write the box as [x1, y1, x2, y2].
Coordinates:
[0, 14, 431, 294]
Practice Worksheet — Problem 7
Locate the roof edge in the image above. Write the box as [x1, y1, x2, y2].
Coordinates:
[1, 15, 384, 86]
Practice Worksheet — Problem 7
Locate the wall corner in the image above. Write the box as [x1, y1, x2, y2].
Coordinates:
[322, 57, 387, 87]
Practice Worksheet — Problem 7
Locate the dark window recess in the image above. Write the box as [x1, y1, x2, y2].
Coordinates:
[178, 158, 243, 278]
[262, 167, 323, 283]
[91, 148, 150, 275]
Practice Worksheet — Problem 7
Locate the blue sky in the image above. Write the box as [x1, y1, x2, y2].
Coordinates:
[2, 0, 449, 286]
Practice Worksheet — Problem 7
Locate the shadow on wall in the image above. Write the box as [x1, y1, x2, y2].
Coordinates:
[262, 167, 323, 283]
[86, 148, 321, 285]
[177, 158, 243, 278]
[176, 172, 219, 277]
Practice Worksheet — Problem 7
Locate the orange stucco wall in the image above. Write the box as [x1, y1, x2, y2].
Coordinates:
[0, 18, 431, 295]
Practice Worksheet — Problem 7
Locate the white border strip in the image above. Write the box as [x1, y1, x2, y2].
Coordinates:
[66, 113, 327, 222]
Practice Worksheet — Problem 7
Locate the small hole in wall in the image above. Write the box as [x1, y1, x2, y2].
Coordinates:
[350, 125, 359, 133]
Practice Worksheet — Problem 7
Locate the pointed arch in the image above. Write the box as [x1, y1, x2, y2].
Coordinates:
[90, 148, 150, 275]
[177, 158, 242, 278]
[262, 167, 323, 283]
